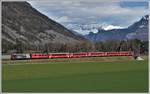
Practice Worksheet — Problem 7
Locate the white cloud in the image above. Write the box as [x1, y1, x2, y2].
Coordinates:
[28, 0, 148, 27]
[55, 16, 70, 23]
[79, 3, 147, 17]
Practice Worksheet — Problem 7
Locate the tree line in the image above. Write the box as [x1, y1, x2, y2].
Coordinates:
[2, 39, 148, 55]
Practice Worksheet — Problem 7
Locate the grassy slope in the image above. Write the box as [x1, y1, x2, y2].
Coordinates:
[2, 57, 148, 92]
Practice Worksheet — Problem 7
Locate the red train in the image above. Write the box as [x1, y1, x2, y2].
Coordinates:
[11, 52, 133, 60]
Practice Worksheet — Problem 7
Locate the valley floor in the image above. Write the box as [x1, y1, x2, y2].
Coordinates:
[2, 56, 149, 92]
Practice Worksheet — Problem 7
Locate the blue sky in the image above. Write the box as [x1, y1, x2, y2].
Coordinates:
[28, 0, 148, 28]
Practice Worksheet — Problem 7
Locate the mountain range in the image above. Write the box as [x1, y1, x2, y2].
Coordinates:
[2, 1, 85, 47]
[84, 15, 148, 42]
[2, 1, 148, 49]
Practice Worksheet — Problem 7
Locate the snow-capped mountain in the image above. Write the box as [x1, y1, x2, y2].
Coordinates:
[101, 24, 125, 30]
[84, 15, 149, 42]
[66, 23, 125, 35]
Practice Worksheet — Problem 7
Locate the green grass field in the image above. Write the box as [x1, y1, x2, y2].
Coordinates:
[2, 56, 149, 92]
